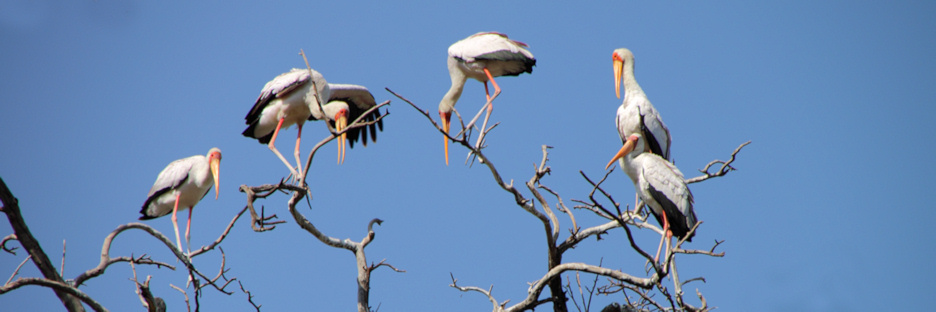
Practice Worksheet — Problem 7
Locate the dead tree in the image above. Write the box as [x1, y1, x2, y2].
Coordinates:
[239, 95, 400, 312]
[390, 88, 748, 312]
[0, 175, 256, 312]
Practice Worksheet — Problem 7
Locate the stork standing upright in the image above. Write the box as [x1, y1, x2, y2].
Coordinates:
[438, 32, 536, 165]
[612, 48, 671, 161]
[606, 133, 695, 263]
[140, 148, 222, 254]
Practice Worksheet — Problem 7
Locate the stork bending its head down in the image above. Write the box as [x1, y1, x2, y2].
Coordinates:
[438, 32, 535, 165]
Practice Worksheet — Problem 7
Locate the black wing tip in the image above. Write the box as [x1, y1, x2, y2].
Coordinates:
[242, 123, 273, 144]
[139, 202, 159, 220]
[526, 58, 537, 73]
[344, 109, 385, 149]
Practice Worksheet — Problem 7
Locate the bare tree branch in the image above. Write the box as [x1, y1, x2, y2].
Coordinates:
[539, 185, 579, 236]
[189, 206, 249, 257]
[0, 176, 86, 311]
[368, 258, 406, 274]
[240, 181, 299, 232]
[374, 90, 745, 312]
[528, 146, 561, 244]
[0, 277, 106, 311]
[450, 273, 505, 312]
[1, 234, 17, 255]
[72, 223, 176, 288]
[238, 280, 262, 311]
[242, 125, 402, 312]
[71, 222, 232, 295]
[170, 283, 191, 312]
[6, 254, 31, 285]
[130, 260, 165, 312]
[299, 101, 391, 185]
[60, 240, 66, 278]
[501, 262, 659, 312]
[686, 141, 750, 184]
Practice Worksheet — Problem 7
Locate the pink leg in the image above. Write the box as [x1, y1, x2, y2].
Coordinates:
[185, 206, 193, 255]
[268, 117, 301, 179]
[295, 123, 304, 178]
[484, 82, 492, 104]
[483, 68, 502, 113]
[171, 193, 182, 253]
[654, 212, 673, 263]
[474, 68, 503, 153]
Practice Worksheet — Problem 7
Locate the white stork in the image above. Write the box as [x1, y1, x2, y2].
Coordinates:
[438, 32, 536, 165]
[242, 68, 330, 178]
[140, 148, 221, 254]
[242, 69, 384, 172]
[612, 48, 671, 161]
[606, 133, 695, 263]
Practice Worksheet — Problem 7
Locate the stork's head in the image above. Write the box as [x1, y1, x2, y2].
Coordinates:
[207, 147, 222, 199]
[612, 48, 635, 99]
[605, 134, 640, 170]
[325, 101, 350, 165]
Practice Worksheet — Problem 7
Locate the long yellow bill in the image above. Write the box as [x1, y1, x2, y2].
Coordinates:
[613, 55, 624, 99]
[210, 154, 221, 199]
[605, 137, 636, 170]
[440, 111, 451, 166]
[336, 113, 347, 165]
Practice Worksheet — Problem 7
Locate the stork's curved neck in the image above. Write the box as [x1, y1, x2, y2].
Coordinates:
[622, 60, 646, 102]
[619, 138, 647, 184]
[440, 57, 467, 113]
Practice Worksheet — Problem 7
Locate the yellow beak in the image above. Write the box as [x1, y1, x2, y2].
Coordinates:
[210, 156, 220, 199]
[605, 137, 636, 170]
[613, 56, 624, 99]
[440, 111, 451, 166]
[336, 112, 348, 165]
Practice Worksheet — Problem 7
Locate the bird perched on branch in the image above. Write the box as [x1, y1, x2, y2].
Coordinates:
[611, 48, 670, 161]
[606, 131, 695, 263]
[242, 69, 384, 176]
[438, 32, 536, 165]
[140, 148, 221, 255]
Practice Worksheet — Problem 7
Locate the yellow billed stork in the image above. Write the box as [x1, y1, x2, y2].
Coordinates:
[140, 148, 221, 254]
[612, 48, 671, 160]
[606, 132, 695, 262]
[438, 32, 535, 165]
[324, 83, 384, 164]
[242, 68, 331, 178]
[243, 69, 384, 172]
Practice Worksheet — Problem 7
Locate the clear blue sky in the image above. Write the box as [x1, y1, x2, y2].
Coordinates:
[2, 1, 935, 311]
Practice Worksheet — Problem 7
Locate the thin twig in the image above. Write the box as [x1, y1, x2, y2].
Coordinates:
[686, 141, 750, 184]
[170, 283, 190, 312]
[449, 273, 503, 312]
[238, 280, 262, 311]
[368, 259, 406, 273]
[300, 101, 390, 185]
[6, 255, 31, 285]
[1, 234, 17, 255]
[60, 240, 66, 278]
[539, 185, 578, 236]
[189, 206, 249, 257]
